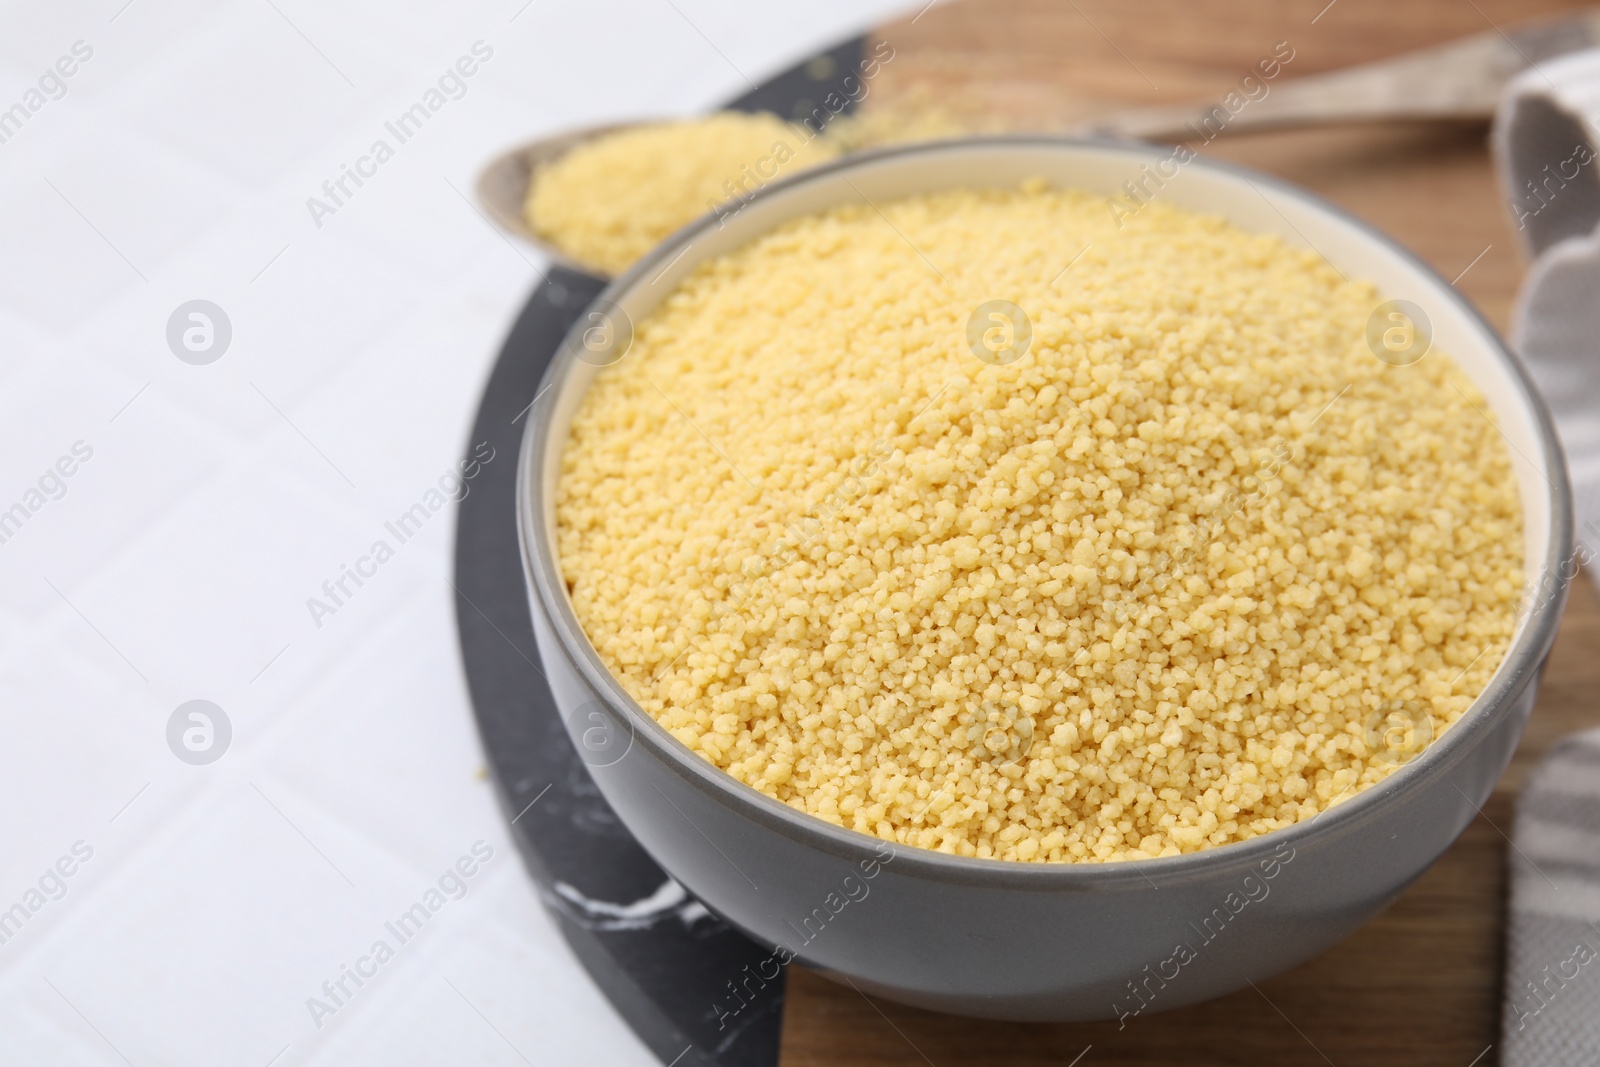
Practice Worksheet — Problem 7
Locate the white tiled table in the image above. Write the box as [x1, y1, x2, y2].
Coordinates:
[0, 2, 908, 1062]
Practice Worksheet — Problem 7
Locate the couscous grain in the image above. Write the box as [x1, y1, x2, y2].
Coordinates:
[555, 183, 1523, 862]
[525, 112, 840, 275]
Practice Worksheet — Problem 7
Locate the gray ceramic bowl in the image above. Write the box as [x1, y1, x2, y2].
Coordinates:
[516, 136, 1572, 1022]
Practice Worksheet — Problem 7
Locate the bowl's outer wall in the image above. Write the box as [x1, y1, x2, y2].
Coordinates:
[529, 589, 1540, 1022]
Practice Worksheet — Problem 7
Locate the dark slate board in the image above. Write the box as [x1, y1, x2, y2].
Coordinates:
[451, 35, 868, 1067]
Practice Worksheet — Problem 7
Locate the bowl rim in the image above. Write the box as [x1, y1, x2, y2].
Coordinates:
[516, 133, 1573, 888]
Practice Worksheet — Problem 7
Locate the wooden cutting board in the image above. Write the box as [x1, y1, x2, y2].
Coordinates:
[778, 1, 1600, 1063]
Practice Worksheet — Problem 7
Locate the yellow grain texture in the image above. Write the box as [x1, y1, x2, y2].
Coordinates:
[525, 112, 840, 275]
[555, 183, 1523, 862]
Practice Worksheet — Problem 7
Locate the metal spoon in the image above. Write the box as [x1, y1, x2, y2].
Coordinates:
[478, 11, 1600, 278]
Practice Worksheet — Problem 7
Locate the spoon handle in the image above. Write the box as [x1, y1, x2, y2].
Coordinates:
[1084, 12, 1600, 141]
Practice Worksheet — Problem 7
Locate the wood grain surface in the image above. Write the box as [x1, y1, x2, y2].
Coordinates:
[778, 1, 1600, 1063]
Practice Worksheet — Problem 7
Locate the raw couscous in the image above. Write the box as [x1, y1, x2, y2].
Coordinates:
[525, 112, 841, 276]
[554, 182, 1523, 863]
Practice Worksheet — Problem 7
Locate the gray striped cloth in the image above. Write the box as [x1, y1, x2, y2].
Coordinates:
[1502, 729, 1600, 1062]
[1494, 54, 1600, 1065]
[1494, 51, 1600, 596]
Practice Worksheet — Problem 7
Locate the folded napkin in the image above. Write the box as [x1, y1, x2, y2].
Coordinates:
[1494, 50, 1600, 583]
[1493, 52, 1600, 1065]
[1500, 731, 1600, 1062]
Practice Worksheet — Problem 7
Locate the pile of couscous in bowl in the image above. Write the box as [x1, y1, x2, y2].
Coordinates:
[553, 179, 1523, 864]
